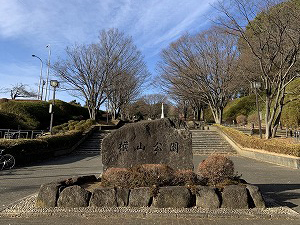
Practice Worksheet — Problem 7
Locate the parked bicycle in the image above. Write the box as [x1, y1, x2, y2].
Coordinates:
[0, 149, 15, 170]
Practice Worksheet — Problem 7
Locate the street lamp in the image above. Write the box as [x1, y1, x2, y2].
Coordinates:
[252, 81, 262, 139]
[49, 80, 59, 134]
[45, 44, 51, 101]
[32, 54, 43, 100]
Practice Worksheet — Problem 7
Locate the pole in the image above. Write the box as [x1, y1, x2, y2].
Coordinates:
[49, 86, 56, 134]
[38, 59, 43, 100]
[255, 87, 262, 139]
[32, 55, 43, 100]
[45, 45, 51, 101]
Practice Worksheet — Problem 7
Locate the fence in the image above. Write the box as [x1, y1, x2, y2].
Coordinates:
[0, 129, 45, 139]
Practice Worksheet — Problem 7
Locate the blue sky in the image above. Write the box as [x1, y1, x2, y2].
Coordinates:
[0, 0, 217, 102]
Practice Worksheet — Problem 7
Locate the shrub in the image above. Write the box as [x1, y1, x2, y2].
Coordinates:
[236, 114, 247, 125]
[197, 154, 235, 185]
[130, 164, 175, 187]
[247, 113, 259, 126]
[172, 169, 198, 186]
[101, 168, 134, 188]
[39, 130, 83, 150]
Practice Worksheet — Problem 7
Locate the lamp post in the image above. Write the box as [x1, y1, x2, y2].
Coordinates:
[49, 80, 59, 134]
[32, 54, 43, 100]
[45, 44, 51, 101]
[252, 81, 262, 139]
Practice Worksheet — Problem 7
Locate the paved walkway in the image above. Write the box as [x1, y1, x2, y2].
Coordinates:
[1, 152, 300, 224]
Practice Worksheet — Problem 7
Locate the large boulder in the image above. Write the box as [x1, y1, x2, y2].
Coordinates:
[57, 185, 91, 208]
[36, 182, 63, 208]
[195, 186, 220, 209]
[102, 118, 193, 171]
[128, 187, 152, 207]
[221, 185, 249, 209]
[152, 186, 192, 208]
[89, 187, 117, 207]
[116, 187, 130, 207]
[246, 184, 266, 209]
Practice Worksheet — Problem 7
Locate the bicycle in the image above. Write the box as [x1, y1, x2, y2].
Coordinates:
[0, 149, 15, 170]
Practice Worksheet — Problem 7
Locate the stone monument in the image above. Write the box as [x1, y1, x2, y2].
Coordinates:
[101, 118, 193, 171]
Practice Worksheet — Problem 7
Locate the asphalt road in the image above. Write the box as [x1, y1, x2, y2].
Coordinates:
[0, 153, 300, 224]
[0, 153, 102, 211]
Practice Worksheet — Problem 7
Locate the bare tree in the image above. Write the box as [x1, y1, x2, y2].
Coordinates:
[53, 28, 148, 120]
[216, 0, 300, 138]
[0, 83, 37, 99]
[159, 28, 239, 124]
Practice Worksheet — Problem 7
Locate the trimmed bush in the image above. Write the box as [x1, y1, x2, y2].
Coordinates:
[130, 164, 175, 187]
[236, 115, 247, 125]
[172, 169, 198, 186]
[0, 130, 83, 164]
[101, 168, 133, 188]
[216, 125, 300, 157]
[197, 154, 235, 185]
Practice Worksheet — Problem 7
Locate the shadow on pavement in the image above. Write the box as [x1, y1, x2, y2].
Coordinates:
[257, 184, 300, 209]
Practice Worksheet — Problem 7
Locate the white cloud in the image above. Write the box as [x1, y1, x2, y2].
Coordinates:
[0, 0, 217, 99]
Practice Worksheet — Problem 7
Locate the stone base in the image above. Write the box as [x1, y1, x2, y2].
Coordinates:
[36, 176, 266, 209]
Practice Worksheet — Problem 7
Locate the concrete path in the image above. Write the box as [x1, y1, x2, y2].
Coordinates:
[1, 152, 300, 224]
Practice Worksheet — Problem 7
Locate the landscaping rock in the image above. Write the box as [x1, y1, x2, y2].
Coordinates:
[57, 185, 91, 207]
[89, 187, 117, 207]
[152, 186, 192, 208]
[222, 185, 249, 209]
[116, 188, 130, 206]
[195, 186, 220, 209]
[246, 184, 266, 208]
[128, 187, 152, 207]
[102, 118, 193, 171]
[36, 182, 62, 208]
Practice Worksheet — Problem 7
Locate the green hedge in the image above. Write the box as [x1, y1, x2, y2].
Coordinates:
[0, 130, 83, 164]
[52, 119, 96, 134]
[216, 125, 300, 157]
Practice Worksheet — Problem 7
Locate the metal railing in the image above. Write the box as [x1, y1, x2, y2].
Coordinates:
[0, 129, 45, 139]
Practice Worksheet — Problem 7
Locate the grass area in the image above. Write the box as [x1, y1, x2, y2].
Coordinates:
[0, 99, 90, 129]
[216, 124, 300, 157]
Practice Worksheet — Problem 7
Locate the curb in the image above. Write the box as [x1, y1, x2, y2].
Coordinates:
[215, 127, 300, 169]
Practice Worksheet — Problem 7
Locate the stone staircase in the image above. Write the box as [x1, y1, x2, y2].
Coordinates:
[74, 130, 111, 155]
[191, 128, 236, 155]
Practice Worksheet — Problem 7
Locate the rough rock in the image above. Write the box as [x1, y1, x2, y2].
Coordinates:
[36, 182, 62, 208]
[116, 187, 130, 207]
[89, 187, 117, 207]
[128, 187, 152, 207]
[152, 186, 192, 208]
[57, 185, 91, 208]
[102, 118, 193, 171]
[246, 184, 266, 208]
[195, 186, 220, 209]
[221, 185, 249, 209]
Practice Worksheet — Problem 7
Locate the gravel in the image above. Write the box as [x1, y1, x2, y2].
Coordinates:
[1, 194, 299, 219]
